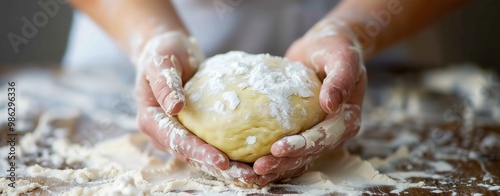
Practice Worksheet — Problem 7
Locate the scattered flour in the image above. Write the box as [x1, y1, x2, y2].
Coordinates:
[427, 161, 454, 172]
[387, 172, 443, 180]
[1, 64, 498, 195]
[0, 110, 422, 195]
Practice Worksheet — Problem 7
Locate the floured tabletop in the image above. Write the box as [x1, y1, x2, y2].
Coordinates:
[0, 65, 499, 195]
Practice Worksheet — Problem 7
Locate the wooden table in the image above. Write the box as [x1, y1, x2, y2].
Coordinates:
[1, 66, 499, 195]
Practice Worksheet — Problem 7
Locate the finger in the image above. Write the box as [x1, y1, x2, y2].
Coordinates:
[270, 63, 366, 158]
[139, 106, 230, 170]
[172, 150, 190, 164]
[150, 138, 167, 152]
[256, 143, 348, 178]
[224, 162, 258, 185]
[254, 153, 318, 175]
[320, 57, 360, 114]
[316, 37, 362, 114]
[148, 107, 230, 170]
[138, 105, 189, 163]
[144, 106, 257, 185]
[137, 33, 201, 115]
[190, 160, 258, 185]
[286, 22, 363, 114]
[255, 166, 307, 186]
[271, 111, 345, 158]
[342, 68, 367, 138]
[255, 173, 278, 187]
[135, 70, 159, 117]
[144, 51, 186, 115]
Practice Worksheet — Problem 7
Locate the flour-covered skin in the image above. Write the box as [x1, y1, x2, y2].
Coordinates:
[141, 107, 258, 185]
[253, 19, 367, 183]
[134, 31, 205, 115]
[178, 52, 326, 163]
[134, 25, 366, 186]
[133, 31, 258, 182]
[255, 104, 361, 178]
[252, 0, 469, 183]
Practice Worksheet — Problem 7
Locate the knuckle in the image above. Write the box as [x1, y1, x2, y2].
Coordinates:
[158, 94, 170, 110]
[329, 75, 353, 101]
[155, 46, 176, 57]
[154, 85, 172, 108]
[338, 75, 354, 91]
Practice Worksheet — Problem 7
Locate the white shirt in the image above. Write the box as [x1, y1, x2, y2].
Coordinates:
[62, 0, 338, 72]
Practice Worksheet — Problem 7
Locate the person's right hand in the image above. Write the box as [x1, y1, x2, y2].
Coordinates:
[252, 19, 367, 186]
[134, 31, 258, 185]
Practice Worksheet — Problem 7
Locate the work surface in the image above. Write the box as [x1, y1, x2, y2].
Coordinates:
[0, 65, 499, 195]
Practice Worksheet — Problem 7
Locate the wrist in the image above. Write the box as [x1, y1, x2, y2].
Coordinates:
[132, 31, 205, 74]
[128, 21, 188, 63]
[305, 18, 369, 60]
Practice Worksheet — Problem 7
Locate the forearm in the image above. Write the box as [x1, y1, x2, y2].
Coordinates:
[69, 0, 187, 61]
[326, 0, 470, 59]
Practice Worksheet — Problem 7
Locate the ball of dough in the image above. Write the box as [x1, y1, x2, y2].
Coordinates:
[178, 51, 326, 163]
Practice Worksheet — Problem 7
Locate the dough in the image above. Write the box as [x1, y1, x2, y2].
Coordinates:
[178, 51, 326, 163]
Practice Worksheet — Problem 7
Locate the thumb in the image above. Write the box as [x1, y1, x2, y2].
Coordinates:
[136, 32, 205, 115]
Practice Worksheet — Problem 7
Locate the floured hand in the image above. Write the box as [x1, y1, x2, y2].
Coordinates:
[253, 20, 367, 185]
[134, 31, 204, 115]
[141, 107, 258, 185]
[134, 32, 258, 185]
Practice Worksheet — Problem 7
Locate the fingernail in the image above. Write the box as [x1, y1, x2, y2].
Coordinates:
[164, 91, 185, 114]
[326, 90, 341, 113]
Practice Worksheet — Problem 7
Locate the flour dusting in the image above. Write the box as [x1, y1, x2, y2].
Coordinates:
[187, 51, 317, 128]
[246, 136, 257, 145]
[1, 64, 498, 195]
[222, 91, 240, 110]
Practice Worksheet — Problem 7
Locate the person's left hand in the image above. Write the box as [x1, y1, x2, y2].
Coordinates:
[134, 32, 258, 185]
[252, 20, 367, 186]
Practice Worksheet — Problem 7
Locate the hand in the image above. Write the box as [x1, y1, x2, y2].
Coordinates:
[134, 32, 258, 185]
[252, 20, 367, 186]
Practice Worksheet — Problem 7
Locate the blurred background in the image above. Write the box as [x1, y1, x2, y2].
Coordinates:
[0, 0, 499, 70]
[0, 1, 499, 194]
